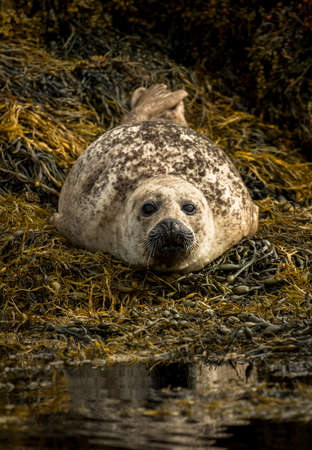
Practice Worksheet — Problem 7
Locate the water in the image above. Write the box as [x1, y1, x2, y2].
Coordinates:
[1, 359, 312, 449]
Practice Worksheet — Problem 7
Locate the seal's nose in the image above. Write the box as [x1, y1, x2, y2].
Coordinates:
[157, 218, 182, 241]
[154, 218, 194, 249]
[147, 218, 194, 263]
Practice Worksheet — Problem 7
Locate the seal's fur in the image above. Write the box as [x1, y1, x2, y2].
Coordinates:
[51, 85, 258, 272]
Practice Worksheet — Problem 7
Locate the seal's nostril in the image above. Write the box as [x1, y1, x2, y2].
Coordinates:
[159, 218, 181, 232]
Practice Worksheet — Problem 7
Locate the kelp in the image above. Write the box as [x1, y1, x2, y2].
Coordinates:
[105, 0, 312, 153]
[1, 192, 311, 364]
[0, 1, 312, 368]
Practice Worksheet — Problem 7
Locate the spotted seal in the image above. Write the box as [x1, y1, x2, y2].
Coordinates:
[51, 84, 258, 272]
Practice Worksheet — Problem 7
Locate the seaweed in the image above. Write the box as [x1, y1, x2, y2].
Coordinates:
[0, 1, 311, 369]
[105, 0, 312, 154]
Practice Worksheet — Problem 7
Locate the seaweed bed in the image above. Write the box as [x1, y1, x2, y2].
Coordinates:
[0, 0, 312, 377]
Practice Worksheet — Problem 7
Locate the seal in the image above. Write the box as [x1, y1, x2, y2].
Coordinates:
[51, 84, 258, 272]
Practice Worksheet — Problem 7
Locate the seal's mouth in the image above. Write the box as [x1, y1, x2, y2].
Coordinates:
[144, 218, 194, 266]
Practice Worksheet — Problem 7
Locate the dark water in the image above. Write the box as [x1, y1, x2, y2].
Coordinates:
[1, 360, 312, 449]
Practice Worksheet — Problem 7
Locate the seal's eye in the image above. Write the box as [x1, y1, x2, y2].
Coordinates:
[182, 202, 196, 215]
[141, 202, 158, 216]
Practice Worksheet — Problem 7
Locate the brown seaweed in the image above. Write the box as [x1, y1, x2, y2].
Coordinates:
[0, 1, 311, 369]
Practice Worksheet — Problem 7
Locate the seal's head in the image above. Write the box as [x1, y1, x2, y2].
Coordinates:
[117, 175, 215, 272]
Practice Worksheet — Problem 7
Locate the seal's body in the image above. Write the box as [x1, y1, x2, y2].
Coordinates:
[52, 85, 258, 272]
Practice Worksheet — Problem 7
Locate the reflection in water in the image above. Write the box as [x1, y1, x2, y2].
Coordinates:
[64, 362, 222, 449]
[215, 419, 312, 450]
[0, 360, 311, 449]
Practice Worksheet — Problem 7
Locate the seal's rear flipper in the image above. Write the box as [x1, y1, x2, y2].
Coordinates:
[130, 87, 147, 109]
[122, 84, 188, 126]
